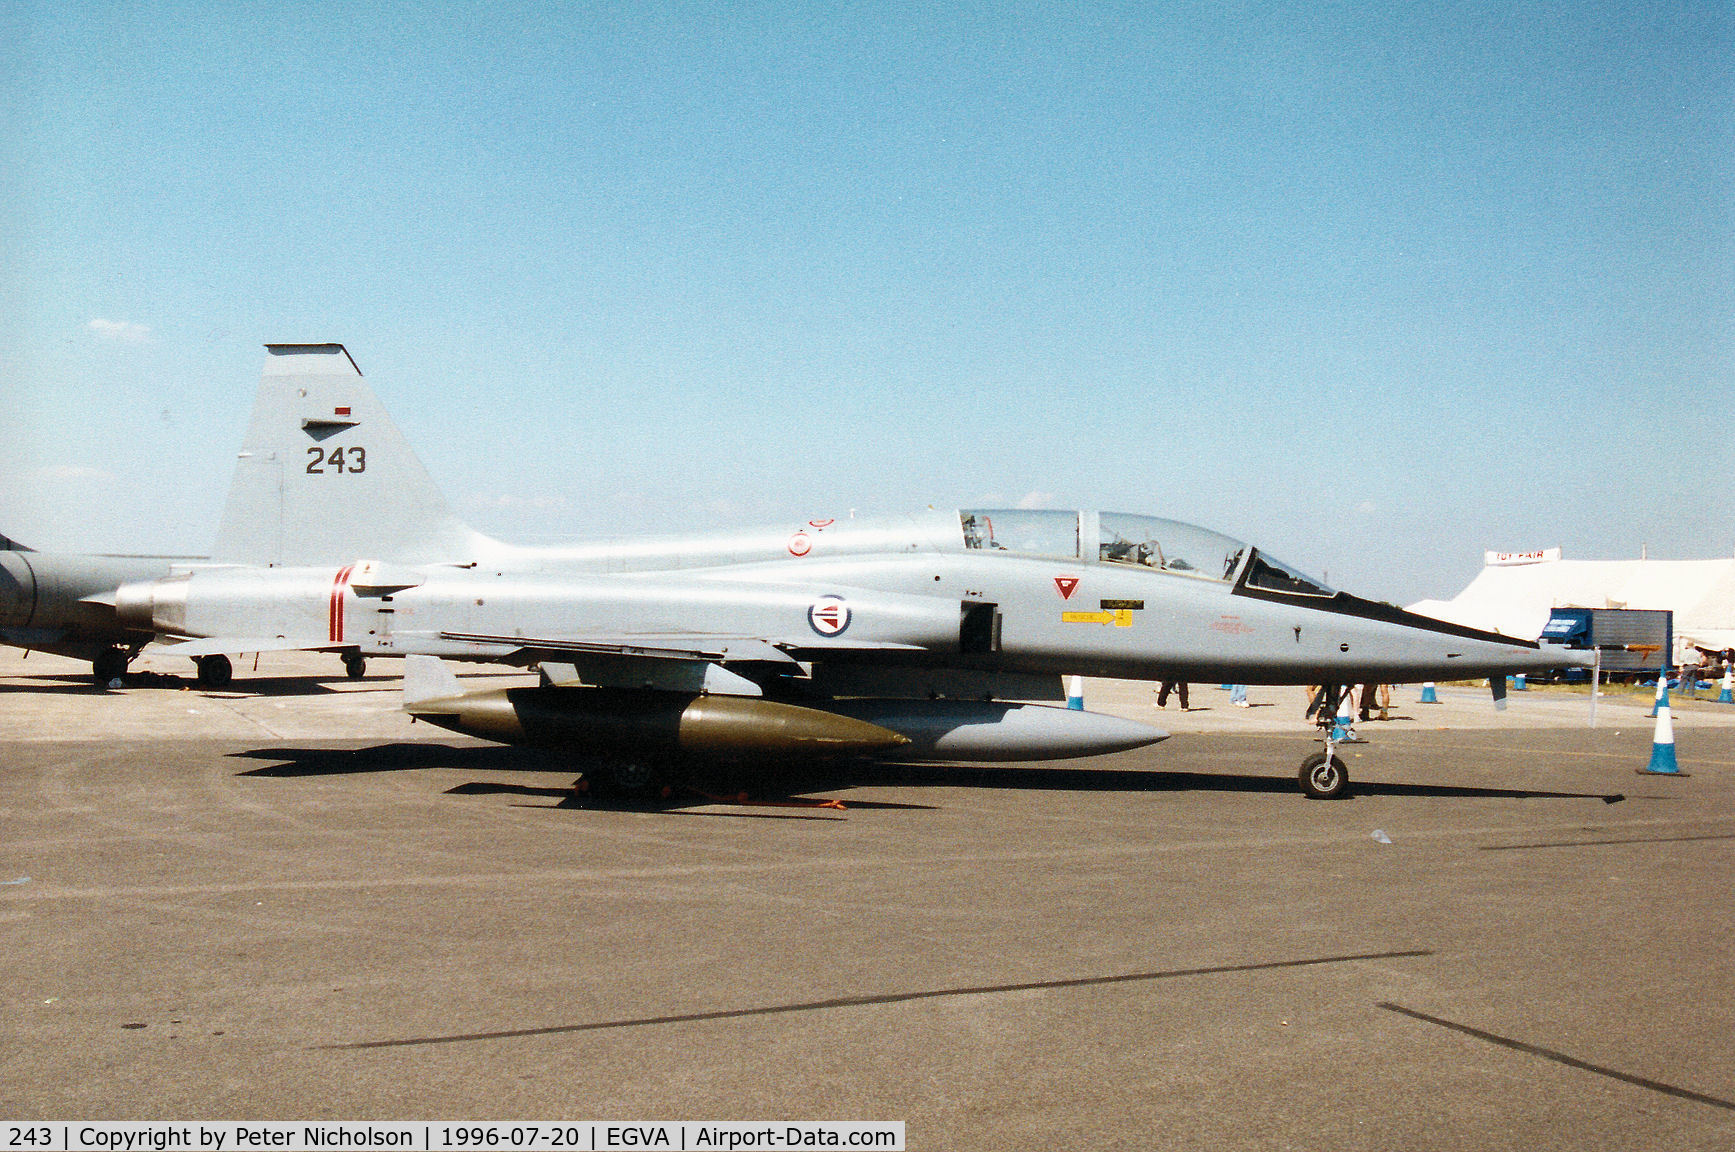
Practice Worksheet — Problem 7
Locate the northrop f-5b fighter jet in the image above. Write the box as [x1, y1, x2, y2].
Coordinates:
[2, 344, 1582, 798]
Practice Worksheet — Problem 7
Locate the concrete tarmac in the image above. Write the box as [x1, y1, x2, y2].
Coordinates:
[3, 651, 1732, 1149]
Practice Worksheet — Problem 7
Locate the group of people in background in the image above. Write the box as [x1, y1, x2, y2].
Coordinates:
[1156, 682, 1394, 719]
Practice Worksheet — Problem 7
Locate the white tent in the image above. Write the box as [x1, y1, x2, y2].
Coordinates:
[1409, 551, 1735, 661]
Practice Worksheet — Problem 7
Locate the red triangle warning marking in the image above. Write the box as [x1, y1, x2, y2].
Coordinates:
[1055, 576, 1079, 600]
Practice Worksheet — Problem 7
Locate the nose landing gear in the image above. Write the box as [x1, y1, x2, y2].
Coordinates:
[1299, 748, 1348, 799]
[1299, 683, 1351, 800]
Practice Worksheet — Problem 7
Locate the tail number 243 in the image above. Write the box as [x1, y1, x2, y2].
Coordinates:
[307, 446, 367, 474]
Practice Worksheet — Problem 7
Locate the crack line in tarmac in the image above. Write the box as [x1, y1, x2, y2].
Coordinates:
[1480, 832, 1735, 851]
[323, 947, 1434, 1050]
[1378, 1002, 1735, 1112]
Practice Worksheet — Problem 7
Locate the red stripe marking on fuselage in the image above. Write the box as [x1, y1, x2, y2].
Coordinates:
[330, 565, 355, 643]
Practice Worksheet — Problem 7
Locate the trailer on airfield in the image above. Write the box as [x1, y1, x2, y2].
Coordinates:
[1539, 607, 1672, 680]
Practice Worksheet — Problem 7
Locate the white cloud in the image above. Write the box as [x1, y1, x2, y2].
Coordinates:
[1015, 490, 1062, 509]
[87, 319, 152, 343]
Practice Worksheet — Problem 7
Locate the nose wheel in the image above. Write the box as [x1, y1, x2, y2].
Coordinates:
[1299, 683, 1351, 799]
[1299, 749, 1349, 799]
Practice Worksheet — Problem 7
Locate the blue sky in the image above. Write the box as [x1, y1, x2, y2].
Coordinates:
[3, 1, 1730, 602]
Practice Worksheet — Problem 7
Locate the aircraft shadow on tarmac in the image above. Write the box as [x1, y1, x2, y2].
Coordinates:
[228, 742, 1626, 809]
[5, 672, 381, 697]
[233, 742, 555, 776]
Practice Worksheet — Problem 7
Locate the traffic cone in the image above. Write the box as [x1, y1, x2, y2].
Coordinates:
[1067, 675, 1084, 711]
[1719, 664, 1732, 705]
[1638, 678, 1688, 776]
[1648, 670, 1667, 717]
[1332, 689, 1358, 742]
[1514, 673, 1527, 691]
[1419, 682, 1439, 704]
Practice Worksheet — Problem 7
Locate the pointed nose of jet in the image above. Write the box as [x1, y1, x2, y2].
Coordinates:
[1301, 596, 1603, 683]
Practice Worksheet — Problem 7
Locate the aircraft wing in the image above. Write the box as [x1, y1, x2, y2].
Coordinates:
[152, 636, 355, 657]
[437, 630, 925, 664]
[145, 629, 928, 669]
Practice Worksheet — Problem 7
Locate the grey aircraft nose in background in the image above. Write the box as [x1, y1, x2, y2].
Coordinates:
[3, 344, 1587, 798]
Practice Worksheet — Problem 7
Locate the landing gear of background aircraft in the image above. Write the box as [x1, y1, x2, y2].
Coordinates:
[342, 652, 366, 680]
[195, 654, 233, 688]
[92, 648, 129, 685]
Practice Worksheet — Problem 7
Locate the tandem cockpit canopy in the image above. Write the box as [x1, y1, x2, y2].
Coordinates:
[958, 509, 1336, 596]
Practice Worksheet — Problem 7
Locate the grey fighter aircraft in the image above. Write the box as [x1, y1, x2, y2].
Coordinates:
[5, 343, 1584, 797]
[0, 536, 195, 683]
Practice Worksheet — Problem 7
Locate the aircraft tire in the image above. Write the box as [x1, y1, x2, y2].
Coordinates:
[1298, 752, 1348, 800]
[611, 759, 657, 793]
[195, 654, 234, 689]
[580, 759, 661, 802]
[92, 648, 129, 685]
[343, 653, 366, 680]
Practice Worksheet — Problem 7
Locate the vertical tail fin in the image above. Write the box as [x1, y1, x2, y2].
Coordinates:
[212, 344, 495, 566]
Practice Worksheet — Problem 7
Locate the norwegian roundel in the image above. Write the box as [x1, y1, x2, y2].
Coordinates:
[807, 596, 851, 636]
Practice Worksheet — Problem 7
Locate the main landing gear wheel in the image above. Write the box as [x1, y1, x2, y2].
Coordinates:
[195, 654, 234, 689]
[577, 759, 659, 801]
[342, 653, 366, 680]
[1299, 751, 1349, 800]
[92, 648, 129, 685]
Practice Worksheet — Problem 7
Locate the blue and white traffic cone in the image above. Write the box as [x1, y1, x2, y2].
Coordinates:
[1514, 673, 1527, 691]
[1332, 690, 1358, 742]
[1419, 682, 1439, 704]
[1719, 664, 1732, 705]
[1638, 677, 1688, 776]
[1067, 675, 1085, 711]
[1648, 670, 1667, 717]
